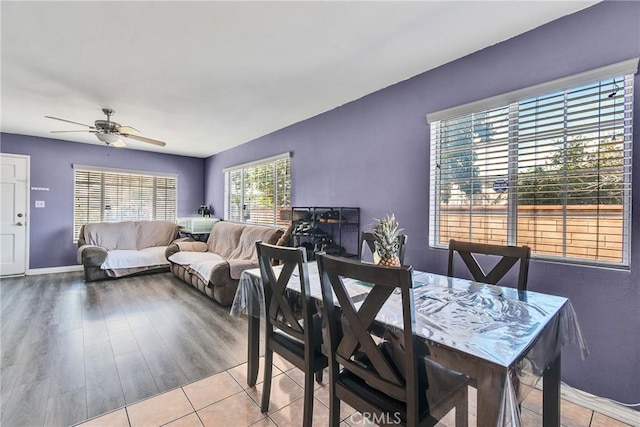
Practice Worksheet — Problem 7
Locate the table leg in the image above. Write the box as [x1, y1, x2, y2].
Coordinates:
[475, 366, 505, 426]
[543, 354, 561, 427]
[246, 314, 260, 387]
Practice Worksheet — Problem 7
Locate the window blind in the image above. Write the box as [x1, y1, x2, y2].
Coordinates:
[224, 154, 291, 226]
[74, 167, 177, 240]
[225, 169, 243, 222]
[430, 72, 633, 268]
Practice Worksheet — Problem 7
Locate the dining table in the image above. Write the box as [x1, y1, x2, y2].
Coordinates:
[230, 261, 588, 427]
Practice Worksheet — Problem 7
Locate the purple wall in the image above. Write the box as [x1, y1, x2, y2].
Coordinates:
[205, 2, 640, 407]
[0, 133, 205, 269]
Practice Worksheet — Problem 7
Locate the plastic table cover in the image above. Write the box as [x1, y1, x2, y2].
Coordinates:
[231, 262, 588, 426]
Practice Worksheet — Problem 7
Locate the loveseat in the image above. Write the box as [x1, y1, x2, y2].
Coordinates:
[166, 221, 285, 306]
[77, 220, 180, 281]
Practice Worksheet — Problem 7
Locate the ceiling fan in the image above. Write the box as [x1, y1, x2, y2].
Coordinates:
[45, 108, 167, 147]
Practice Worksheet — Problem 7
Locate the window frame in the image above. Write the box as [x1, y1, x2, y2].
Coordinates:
[73, 165, 178, 241]
[427, 59, 638, 269]
[223, 152, 291, 227]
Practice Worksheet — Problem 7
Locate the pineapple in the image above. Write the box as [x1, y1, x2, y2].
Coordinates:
[372, 214, 402, 267]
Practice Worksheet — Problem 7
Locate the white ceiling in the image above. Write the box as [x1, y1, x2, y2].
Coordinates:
[1, 1, 599, 158]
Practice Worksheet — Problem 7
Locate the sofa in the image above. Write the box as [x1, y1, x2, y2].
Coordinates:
[166, 221, 286, 306]
[77, 220, 181, 281]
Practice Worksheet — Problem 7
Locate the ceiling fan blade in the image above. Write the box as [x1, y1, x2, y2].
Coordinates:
[45, 116, 94, 128]
[116, 125, 139, 134]
[50, 130, 93, 133]
[121, 133, 167, 147]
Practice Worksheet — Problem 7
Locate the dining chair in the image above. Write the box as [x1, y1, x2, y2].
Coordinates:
[317, 254, 470, 427]
[255, 241, 327, 427]
[360, 231, 408, 264]
[447, 239, 531, 291]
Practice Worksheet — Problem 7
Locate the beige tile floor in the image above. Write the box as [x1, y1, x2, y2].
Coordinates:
[77, 354, 635, 427]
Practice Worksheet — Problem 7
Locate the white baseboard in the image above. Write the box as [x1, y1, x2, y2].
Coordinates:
[26, 265, 83, 275]
[541, 381, 640, 426]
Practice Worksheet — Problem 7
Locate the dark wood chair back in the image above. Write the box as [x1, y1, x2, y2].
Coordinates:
[258, 242, 313, 342]
[447, 239, 531, 291]
[360, 231, 408, 264]
[256, 241, 327, 427]
[317, 254, 469, 426]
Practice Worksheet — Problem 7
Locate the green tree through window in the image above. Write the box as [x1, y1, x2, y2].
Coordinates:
[225, 155, 291, 226]
[429, 69, 633, 267]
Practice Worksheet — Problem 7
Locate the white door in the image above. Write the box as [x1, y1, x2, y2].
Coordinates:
[0, 154, 28, 276]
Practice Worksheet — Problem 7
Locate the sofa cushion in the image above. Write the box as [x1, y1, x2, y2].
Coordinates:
[190, 258, 227, 283]
[82, 220, 178, 251]
[228, 259, 259, 280]
[228, 225, 282, 260]
[226, 225, 284, 279]
[175, 241, 208, 252]
[84, 222, 138, 250]
[207, 222, 245, 258]
[168, 251, 224, 267]
[135, 221, 180, 249]
[101, 246, 169, 270]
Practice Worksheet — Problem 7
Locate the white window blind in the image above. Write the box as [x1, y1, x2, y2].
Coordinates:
[224, 153, 291, 226]
[73, 166, 177, 240]
[429, 69, 634, 268]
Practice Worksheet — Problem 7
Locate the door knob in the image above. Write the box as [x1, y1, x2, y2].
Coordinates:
[16, 222, 23, 226]
[17, 213, 23, 218]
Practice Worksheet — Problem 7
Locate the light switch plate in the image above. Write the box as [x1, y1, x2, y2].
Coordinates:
[35, 200, 45, 208]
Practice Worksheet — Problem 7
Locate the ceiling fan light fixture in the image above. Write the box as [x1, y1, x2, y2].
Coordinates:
[96, 133, 121, 144]
[46, 109, 166, 148]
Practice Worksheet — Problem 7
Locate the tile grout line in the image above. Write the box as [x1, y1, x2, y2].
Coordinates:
[155, 387, 198, 427]
[69, 363, 635, 427]
[72, 350, 634, 427]
[125, 406, 132, 427]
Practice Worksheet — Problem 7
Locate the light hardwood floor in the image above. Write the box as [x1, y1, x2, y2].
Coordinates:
[1, 271, 248, 427]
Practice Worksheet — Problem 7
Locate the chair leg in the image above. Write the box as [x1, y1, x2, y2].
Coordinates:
[303, 369, 315, 427]
[261, 348, 273, 413]
[455, 387, 468, 427]
[315, 368, 323, 383]
[329, 388, 340, 427]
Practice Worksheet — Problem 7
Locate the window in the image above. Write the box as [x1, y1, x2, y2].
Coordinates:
[428, 59, 637, 268]
[224, 153, 291, 226]
[73, 165, 177, 240]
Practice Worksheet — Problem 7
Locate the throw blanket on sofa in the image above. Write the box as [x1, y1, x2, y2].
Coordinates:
[169, 223, 282, 281]
[84, 221, 178, 250]
[78, 220, 180, 281]
[207, 222, 245, 258]
[227, 225, 282, 279]
[168, 251, 226, 284]
[165, 221, 284, 306]
[102, 247, 169, 270]
[190, 258, 227, 284]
